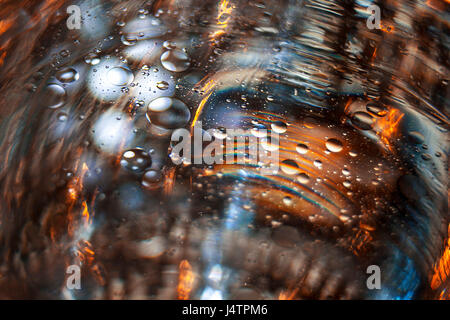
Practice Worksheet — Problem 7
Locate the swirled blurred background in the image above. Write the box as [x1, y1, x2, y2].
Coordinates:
[0, 0, 448, 299]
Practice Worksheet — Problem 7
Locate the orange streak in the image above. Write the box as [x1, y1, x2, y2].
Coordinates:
[177, 260, 195, 300]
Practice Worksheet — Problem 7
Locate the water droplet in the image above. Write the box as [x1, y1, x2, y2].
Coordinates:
[107, 67, 134, 86]
[160, 50, 190, 72]
[325, 138, 343, 152]
[141, 169, 162, 188]
[43, 84, 66, 109]
[297, 172, 310, 184]
[121, 34, 138, 46]
[283, 196, 292, 206]
[351, 111, 375, 130]
[55, 67, 79, 83]
[146, 97, 191, 129]
[296, 143, 308, 154]
[84, 53, 100, 65]
[366, 103, 387, 117]
[313, 160, 323, 169]
[280, 159, 300, 175]
[156, 81, 169, 90]
[120, 148, 152, 172]
[271, 121, 287, 133]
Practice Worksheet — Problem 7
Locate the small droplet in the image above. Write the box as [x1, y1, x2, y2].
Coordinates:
[156, 81, 169, 90]
[296, 143, 308, 154]
[325, 138, 343, 153]
[366, 103, 388, 117]
[351, 111, 375, 130]
[297, 173, 310, 184]
[55, 67, 79, 83]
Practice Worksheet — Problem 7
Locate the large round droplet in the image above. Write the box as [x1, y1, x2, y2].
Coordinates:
[160, 50, 190, 72]
[55, 67, 79, 83]
[120, 148, 152, 172]
[351, 111, 375, 130]
[43, 84, 66, 109]
[325, 138, 343, 153]
[146, 97, 190, 129]
[107, 67, 134, 86]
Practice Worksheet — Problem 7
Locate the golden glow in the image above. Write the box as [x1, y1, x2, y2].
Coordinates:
[376, 108, 404, 151]
[177, 260, 195, 300]
[431, 224, 450, 291]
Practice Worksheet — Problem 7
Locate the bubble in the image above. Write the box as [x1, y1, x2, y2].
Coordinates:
[351, 111, 375, 130]
[297, 172, 310, 184]
[107, 67, 134, 86]
[280, 159, 300, 175]
[84, 53, 100, 65]
[146, 97, 191, 129]
[296, 143, 309, 154]
[141, 169, 162, 188]
[325, 138, 343, 152]
[313, 160, 323, 169]
[160, 50, 190, 72]
[43, 84, 66, 109]
[156, 81, 170, 90]
[271, 121, 287, 133]
[55, 67, 79, 83]
[283, 196, 293, 206]
[120, 148, 152, 173]
[121, 34, 138, 46]
[343, 180, 351, 188]
[366, 103, 388, 117]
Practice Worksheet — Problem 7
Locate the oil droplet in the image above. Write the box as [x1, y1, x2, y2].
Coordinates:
[351, 111, 375, 130]
[280, 159, 300, 175]
[160, 50, 190, 72]
[283, 196, 293, 206]
[297, 172, 310, 184]
[146, 97, 191, 129]
[296, 143, 308, 154]
[366, 103, 388, 117]
[107, 67, 134, 86]
[55, 67, 79, 83]
[141, 169, 162, 188]
[120, 148, 152, 172]
[313, 160, 323, 169]
[84, 53, 100, 65]
[325, 138, 343, 153]
[271, 121, 287, 133]
[43, 84, 66, 109]
[156, 81, 169, 90]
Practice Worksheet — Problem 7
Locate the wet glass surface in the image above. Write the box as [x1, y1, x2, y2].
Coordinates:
[0, 0, 448, 299]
